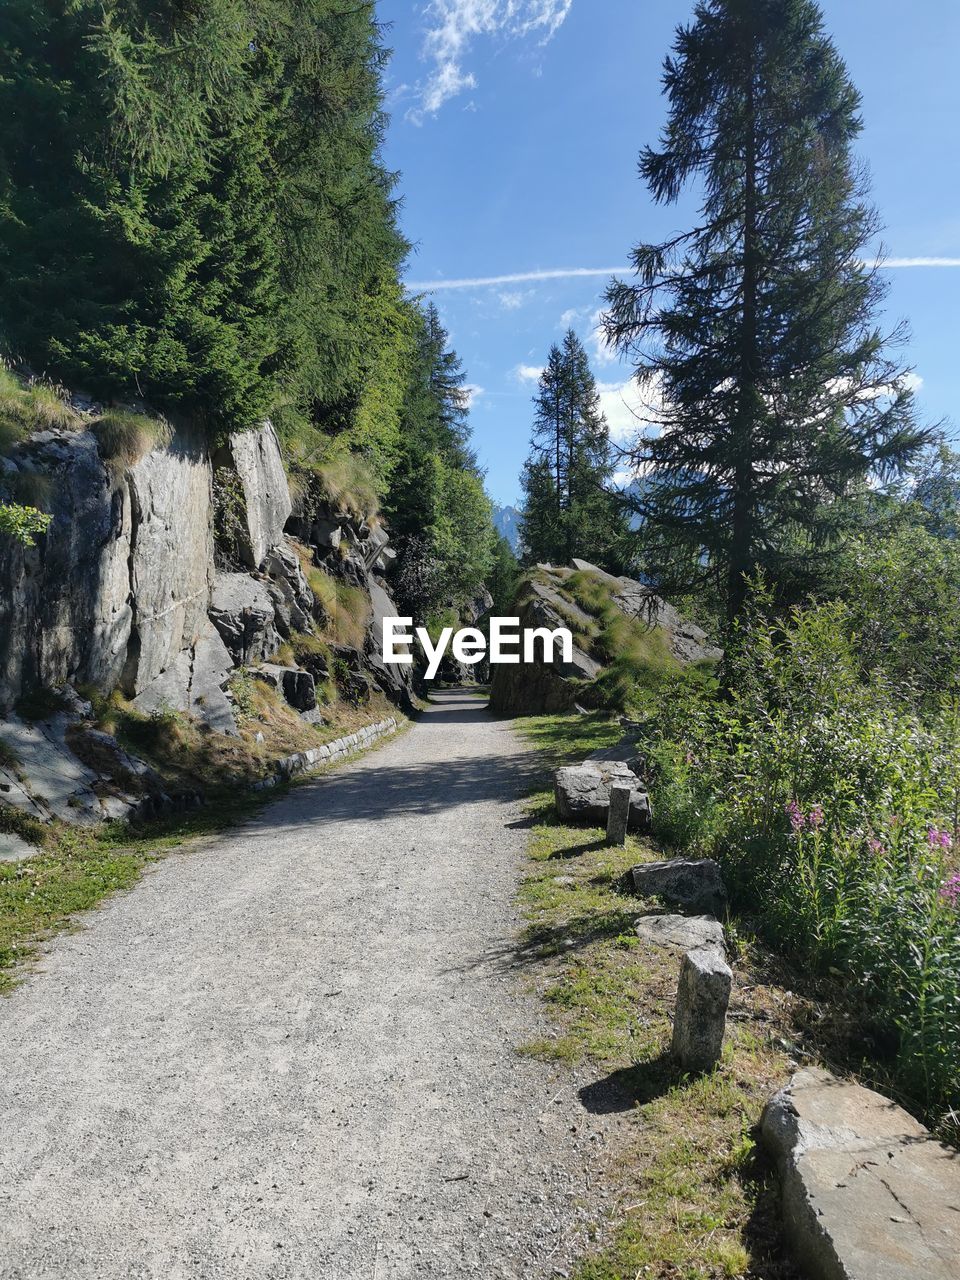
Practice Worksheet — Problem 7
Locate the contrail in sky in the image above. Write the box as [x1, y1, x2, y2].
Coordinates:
[407, 257, 960, 291]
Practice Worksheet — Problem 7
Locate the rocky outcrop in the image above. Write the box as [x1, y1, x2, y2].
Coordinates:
[209, 574, 280, 667]
[0, 708, 170, 826]
[224, 422, 292, 570]
[762, 1067, 960, 1280]
[489, 560, 720, 716]
[0, 400, 418, 829]
[0, 431, 130, 711]
[121, 436, 214, 696]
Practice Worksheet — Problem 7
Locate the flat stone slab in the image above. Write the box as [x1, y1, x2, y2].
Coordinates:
[635, 913, 725, 954]
[762, 1067, 960, 1280]
[630, 858, 727, 917]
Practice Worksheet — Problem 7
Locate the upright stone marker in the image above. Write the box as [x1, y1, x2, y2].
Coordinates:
[671, 946, 732, 1072]
[606, 782, 632, 845]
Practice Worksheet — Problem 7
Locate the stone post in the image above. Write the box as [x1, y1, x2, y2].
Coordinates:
[671, 946, 732, 1072]
[606, 783, 632, 845]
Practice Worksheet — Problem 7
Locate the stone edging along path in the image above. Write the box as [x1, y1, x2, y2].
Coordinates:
[252, 716, 398, 790]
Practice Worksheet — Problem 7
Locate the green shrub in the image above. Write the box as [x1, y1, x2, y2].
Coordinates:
[643, 594, 960, 1127]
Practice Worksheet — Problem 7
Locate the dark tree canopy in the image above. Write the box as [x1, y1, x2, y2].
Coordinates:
[0, 0, 408, 439]
[604, 0, 928, 624]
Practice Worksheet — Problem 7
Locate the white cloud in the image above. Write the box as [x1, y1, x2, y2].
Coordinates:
[407, 255, 960, 291]
[407, 265, 626, 291]
[411, 1, 574, 120]
[463, 384, 485, 407]
[598, 376, 667, 445]
[588, 307, 618, 367]
[498, 289, 529, 310]
[515, 363, 544, 383]
[880, 257, 960, 268]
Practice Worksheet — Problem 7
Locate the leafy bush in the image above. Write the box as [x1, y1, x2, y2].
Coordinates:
[643, 592, 960, 1126]
[0, 502, 52, 546]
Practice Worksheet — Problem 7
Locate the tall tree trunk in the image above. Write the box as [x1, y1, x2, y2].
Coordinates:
[727, 56, 759, 629]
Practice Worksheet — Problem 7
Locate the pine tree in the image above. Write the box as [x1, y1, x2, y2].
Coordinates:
[604, 0, 928, 625]
[386, 302, 494, 619]
[519, 331, 629, 569]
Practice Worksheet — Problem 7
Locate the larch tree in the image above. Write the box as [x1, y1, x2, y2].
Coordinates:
[604, 0, 928, 626]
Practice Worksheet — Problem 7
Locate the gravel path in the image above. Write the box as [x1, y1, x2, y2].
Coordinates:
[0, 690, 613, 1279]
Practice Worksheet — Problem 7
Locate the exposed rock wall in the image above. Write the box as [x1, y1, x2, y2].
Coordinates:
[0, 410, 416, 827]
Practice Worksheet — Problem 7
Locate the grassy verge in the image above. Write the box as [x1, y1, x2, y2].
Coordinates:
[0, 715, 407, 994]
[516, 714, 800, 1280]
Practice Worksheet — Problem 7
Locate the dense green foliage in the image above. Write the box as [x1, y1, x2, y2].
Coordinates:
[638, 544, 960, 1128]
[0, 0, 407, 448]
[519, 331, 630, 572]
[0, 5, 499, 607]
[605, 0, 926, 625]
[386, 304, 495, 620]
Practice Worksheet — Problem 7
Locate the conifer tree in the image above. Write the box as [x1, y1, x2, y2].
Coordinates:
[604, 0, 928, 624]
[519, 331, 629, 569]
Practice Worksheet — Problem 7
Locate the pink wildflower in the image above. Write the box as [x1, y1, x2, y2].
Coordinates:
[939, 873, 960, 908]
[808, 804, 825, 831]
[867, 838, 883, 855]
[927, 827, 953, 850]
[785, 800, 805, 833]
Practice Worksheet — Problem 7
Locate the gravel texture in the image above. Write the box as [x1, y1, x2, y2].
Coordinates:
[0, 690, 614, 1279]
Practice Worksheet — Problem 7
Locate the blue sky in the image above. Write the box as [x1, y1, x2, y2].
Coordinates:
[378, 0, 960, 507]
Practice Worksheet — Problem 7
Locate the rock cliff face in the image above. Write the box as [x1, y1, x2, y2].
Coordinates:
[489, 560, 720, 717]
[0, 409, 415, 828]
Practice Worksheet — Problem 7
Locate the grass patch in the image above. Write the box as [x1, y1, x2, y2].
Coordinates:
[92, 409, 173, 473]
[313, 452, 380, 522]
[0, 366, 78, 454]
[518, 710, 622, 770]
[307, 566, 371, 649]
[516, 716, 799, 1279]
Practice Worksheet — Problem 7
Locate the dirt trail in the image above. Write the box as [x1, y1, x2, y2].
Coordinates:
[0, 689, 612, 1279]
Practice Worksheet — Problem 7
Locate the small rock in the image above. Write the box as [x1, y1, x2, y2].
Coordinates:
[671, 946, 732, 1072]
[631, 858, 727, 917]
[606, 782, 631, 846]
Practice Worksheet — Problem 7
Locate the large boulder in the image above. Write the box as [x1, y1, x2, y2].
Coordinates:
[120, 435, 214, 696]
[252, 663, 316, 712]
[224, 422, 291, 570]
[762, 1068, 960, 1280]
[630, 858, 727, 917]
[635, 913, 726, 954]
[262, 542, 313, 638]
[555, 761, 652, 831]
[209, 573, 280, 666]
